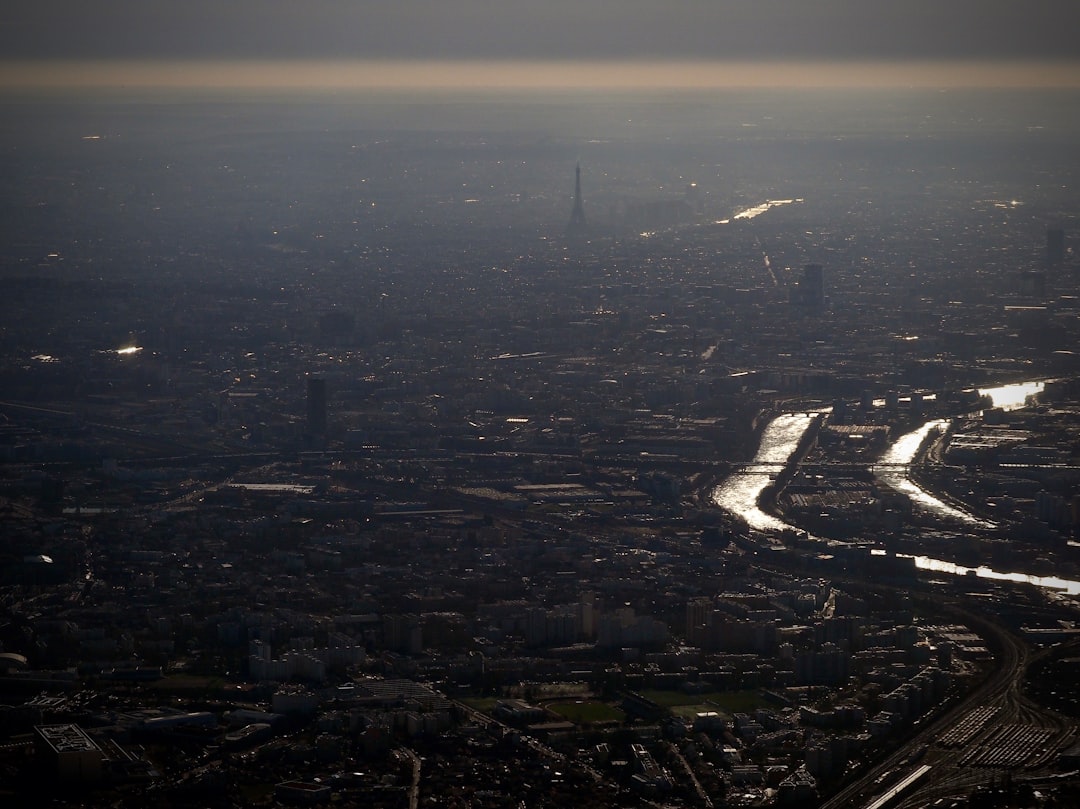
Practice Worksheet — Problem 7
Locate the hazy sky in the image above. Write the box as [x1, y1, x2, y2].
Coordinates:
[1, 0, 1079, 88]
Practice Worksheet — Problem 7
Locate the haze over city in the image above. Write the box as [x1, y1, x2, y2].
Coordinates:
[2, 0, 1080, 90]
[1, 2, 1080, 808]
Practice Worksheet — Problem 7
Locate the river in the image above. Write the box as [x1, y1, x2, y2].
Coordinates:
[874, 380, 1045, 528]
[874, 419, 992, 528]
[711, 380, 1080, 594]
[711, 411, 826, 533]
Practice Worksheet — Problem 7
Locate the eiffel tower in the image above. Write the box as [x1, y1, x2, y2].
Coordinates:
[567, 163, 587, 236]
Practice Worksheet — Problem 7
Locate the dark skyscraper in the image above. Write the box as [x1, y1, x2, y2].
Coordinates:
[307, 377, 327, 435]
[567, 163, 587, 235]
[799, 263, 825, 308]
[1047, 228, 1066, 267]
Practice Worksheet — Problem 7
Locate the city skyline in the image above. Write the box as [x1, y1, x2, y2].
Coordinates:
[2, 4, 1080, 805]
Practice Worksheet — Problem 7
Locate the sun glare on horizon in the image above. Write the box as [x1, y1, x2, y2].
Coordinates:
[2, 58, 1079, 92]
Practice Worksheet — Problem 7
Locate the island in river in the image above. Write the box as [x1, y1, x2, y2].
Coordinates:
[713, 377, 1080, 597]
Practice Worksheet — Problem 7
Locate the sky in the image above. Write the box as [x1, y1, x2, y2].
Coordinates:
[1, 0, 1079, 89]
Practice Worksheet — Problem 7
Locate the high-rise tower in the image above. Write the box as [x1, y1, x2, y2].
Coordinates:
[798, 263, 825, 308]
[307, 377, 327, 435]
[567, 163, 587, 235]
[1047, 227, 1066, 267]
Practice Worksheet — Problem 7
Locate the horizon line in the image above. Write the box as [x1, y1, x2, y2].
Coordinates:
[2, 58, 1080, 91]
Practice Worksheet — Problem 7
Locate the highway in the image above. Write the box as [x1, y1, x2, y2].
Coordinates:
[819, 594, 1075, 809]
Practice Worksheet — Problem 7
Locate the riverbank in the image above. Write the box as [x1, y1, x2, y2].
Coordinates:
[711, 378, 1080, 596]
[759, 412, 825, 532]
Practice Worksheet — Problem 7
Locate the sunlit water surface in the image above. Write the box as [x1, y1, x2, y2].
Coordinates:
[711, 412, 823, 533]
[712, 380, 1080, 594]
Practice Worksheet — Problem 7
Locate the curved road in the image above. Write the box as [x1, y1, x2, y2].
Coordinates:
[819, 592, 1072, 809]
